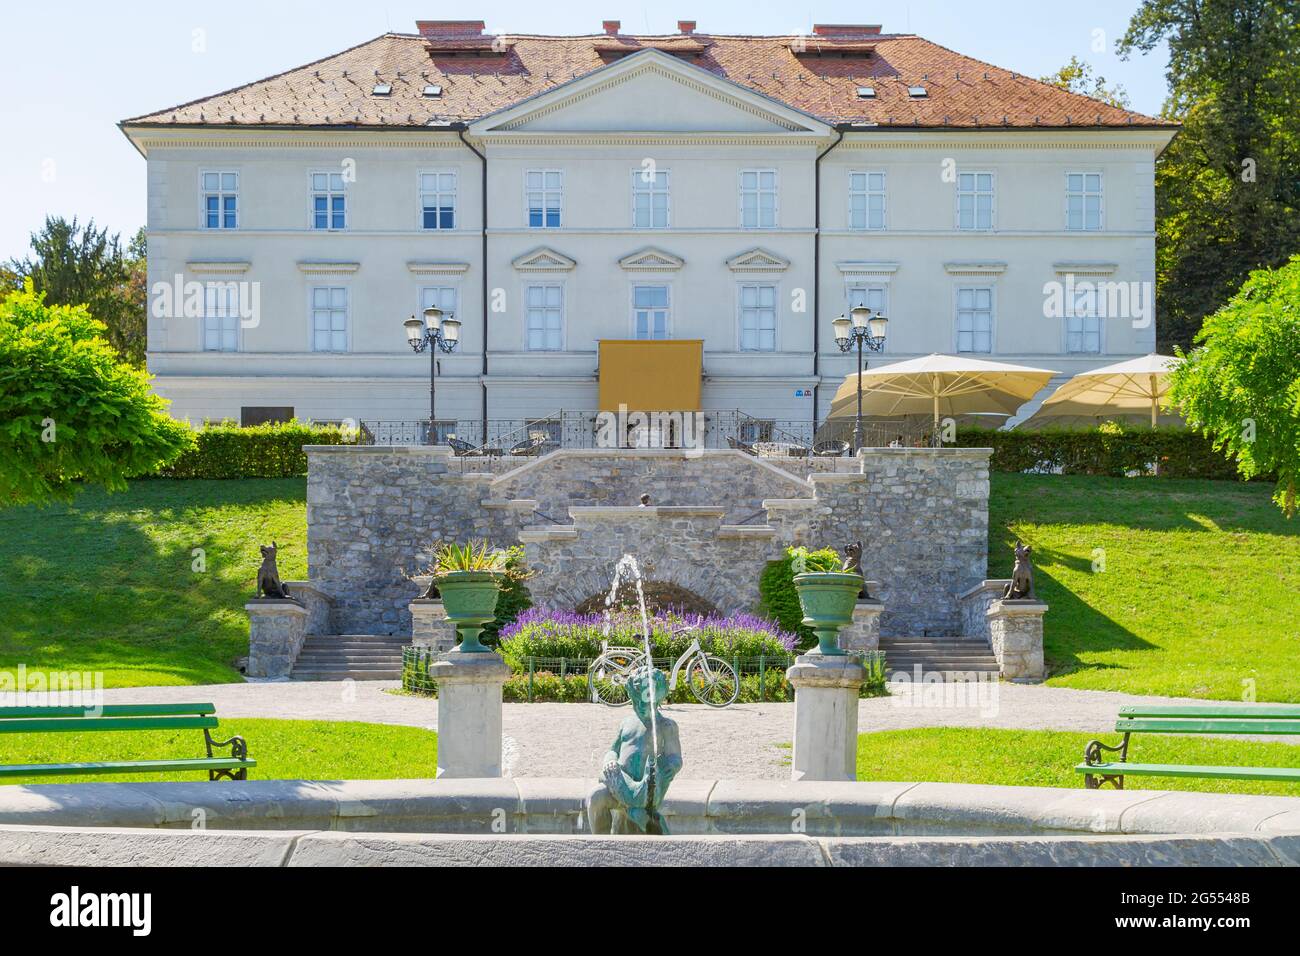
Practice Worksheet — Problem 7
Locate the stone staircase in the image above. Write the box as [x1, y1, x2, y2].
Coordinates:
[878, 637, 1000, 682]
[290, 634, 409, 681]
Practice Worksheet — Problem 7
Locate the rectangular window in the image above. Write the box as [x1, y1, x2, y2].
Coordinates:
[420, 285, 458, 319]
[956, 172, 995, 231]
[739, 283, 777, 351]
[525, 283, 563, 350]
[1066, 286, 1102, 353]
[202, 283, 239, 351]
[955, 287, 993, 353]
[1066, 172, 1103, 231]
[201, 171, 238, 229]
[632, 284, 670, 339]
[848, 171, 886, 230]
[525, 169, 562, 228]
[311, 286, 348, 351]
[419, 170, 456, 230]
[740, 169, 778, 229]
[847, 283, 889, 322]
[632, 170, 670, 228]
[311, 172, 347, 230]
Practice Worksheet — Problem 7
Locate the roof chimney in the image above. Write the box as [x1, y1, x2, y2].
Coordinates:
[602, 20, 621, 35]
[812, 24, 883, 36]
[678, 20, 696, 34]
[416, 20, 485, 36]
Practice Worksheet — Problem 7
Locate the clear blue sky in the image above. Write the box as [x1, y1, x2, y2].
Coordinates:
[0, 0, 1170, 261]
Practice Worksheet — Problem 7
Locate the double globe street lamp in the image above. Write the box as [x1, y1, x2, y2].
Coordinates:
[404, 306, 461, 444]
[833, 305, 889, 452]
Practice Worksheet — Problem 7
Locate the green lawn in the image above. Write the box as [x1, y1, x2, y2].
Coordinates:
[990, 474, 1300, 701]
[0, 479, 308, 687]
[858, 728, 1300, 796]
[0, 719, 437, 785]
[1, 473, 1295, 699]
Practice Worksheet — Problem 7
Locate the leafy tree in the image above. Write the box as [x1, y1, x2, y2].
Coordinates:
[7, 217, 148, 366]
[1039, 56, 1131, 108]
[0, 285, 194, 506]
[1169, 256, 1300, 517]
[1119, 0, 1300, 351]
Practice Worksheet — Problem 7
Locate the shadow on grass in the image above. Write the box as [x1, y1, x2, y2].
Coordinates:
[0, 478, 308, 686]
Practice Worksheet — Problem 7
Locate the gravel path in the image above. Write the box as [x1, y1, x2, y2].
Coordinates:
[97, 679, 1282, 781]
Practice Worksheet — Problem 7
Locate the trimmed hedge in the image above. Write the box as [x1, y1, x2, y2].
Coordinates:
[160, 421, 356, 479]
[953, 426, 1247, 480]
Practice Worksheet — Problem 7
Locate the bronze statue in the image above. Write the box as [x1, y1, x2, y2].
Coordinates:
[842, 541, 870, 600]
[256, 542, 292, 600]
[1004, 541, 1036, 600]
[593, 666, 682, 835]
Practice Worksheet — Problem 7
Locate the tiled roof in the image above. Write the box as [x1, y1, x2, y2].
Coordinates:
[122, 32, 1171, 130]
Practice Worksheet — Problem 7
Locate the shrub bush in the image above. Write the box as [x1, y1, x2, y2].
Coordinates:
[160, 420, 356, 478]
[497, 608, 797, 671]
[952, 425, 1247, 480]
[757, 546, 841, 647]
[482, 546, 532, 643]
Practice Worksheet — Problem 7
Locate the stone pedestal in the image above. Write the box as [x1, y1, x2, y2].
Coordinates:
[786, 653, 866, 782]
[430, 650, 512, 778]
[838, 592, 884, 652]
[409, 599, 458, 653]
[246, 599, 308, 679]
[987, 599, 1048, 681]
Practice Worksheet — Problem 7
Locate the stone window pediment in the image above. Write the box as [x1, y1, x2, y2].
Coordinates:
[512, 247, 577, 273]
[618, 247, 684, 272]
[726, 247, 790, 273]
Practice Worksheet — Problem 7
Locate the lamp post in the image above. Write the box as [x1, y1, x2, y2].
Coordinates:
[833, 306, 889, 452]
[404, 306, 461, 444]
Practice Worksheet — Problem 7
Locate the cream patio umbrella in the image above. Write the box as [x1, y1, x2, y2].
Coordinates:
[828, 354, 1058, 434]
[1021, 354, 1184, 429]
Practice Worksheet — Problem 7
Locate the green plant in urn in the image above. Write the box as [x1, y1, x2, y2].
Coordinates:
[431, 541, 506, 653]
[789, 546, 862, 656]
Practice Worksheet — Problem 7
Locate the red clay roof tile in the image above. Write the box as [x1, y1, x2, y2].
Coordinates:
[122, 32, 1172, 130]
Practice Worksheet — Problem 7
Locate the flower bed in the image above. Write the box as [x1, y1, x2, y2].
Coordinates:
[496, 608, 798, 670]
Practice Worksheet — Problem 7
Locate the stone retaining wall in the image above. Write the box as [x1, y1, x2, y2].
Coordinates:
[304, 446, 992, 638]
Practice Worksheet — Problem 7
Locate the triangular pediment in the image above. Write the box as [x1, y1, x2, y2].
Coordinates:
[512, 247, 576, 272]
[469, 50, 831, 137]
[727, 248, 790, 273]
[618, 247, 685, 272]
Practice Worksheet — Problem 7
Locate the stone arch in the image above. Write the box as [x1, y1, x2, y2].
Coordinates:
[574, 581, 720, 617]
[530, 560, 754, 617]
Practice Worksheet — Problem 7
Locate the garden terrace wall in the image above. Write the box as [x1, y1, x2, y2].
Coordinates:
[304, 446, 992, 637]
[492, 448, 815, 523]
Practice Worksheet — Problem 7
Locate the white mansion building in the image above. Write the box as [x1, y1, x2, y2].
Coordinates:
[121, 20, 1177, 441]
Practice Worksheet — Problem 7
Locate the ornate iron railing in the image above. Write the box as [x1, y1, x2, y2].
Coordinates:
[358, 411, 932, 454]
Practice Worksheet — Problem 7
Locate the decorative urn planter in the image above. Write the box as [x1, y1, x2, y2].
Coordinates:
[434, 570, 502, 653]
[793, 572, 864, 656]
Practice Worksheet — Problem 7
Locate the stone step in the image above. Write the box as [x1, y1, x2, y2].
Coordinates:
[879, 640, 992, 649]
[885, 661, 1001, 671]
[295, 653, 404, 664]
[304, 634, 409, 644]
[298, 641, 408, 650]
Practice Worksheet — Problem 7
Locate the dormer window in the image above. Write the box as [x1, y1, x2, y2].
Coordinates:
[372, 82, 392, 96]
[908, 85, 928, 98]
[422, 84, 443, 97]
[856, 87, 876, 99]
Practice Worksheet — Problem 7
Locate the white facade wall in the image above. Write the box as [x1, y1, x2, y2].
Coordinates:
[132, 60, 1171, 429]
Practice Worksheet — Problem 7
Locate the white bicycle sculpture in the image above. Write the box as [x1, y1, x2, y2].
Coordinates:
[587, 629, 740, 708]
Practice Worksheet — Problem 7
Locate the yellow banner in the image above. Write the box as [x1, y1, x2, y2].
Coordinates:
[598, 340, 702, 412]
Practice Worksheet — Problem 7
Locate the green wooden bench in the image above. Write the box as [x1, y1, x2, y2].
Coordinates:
[1077, 704, 1300, 789]
[0, 703, 255, 781]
